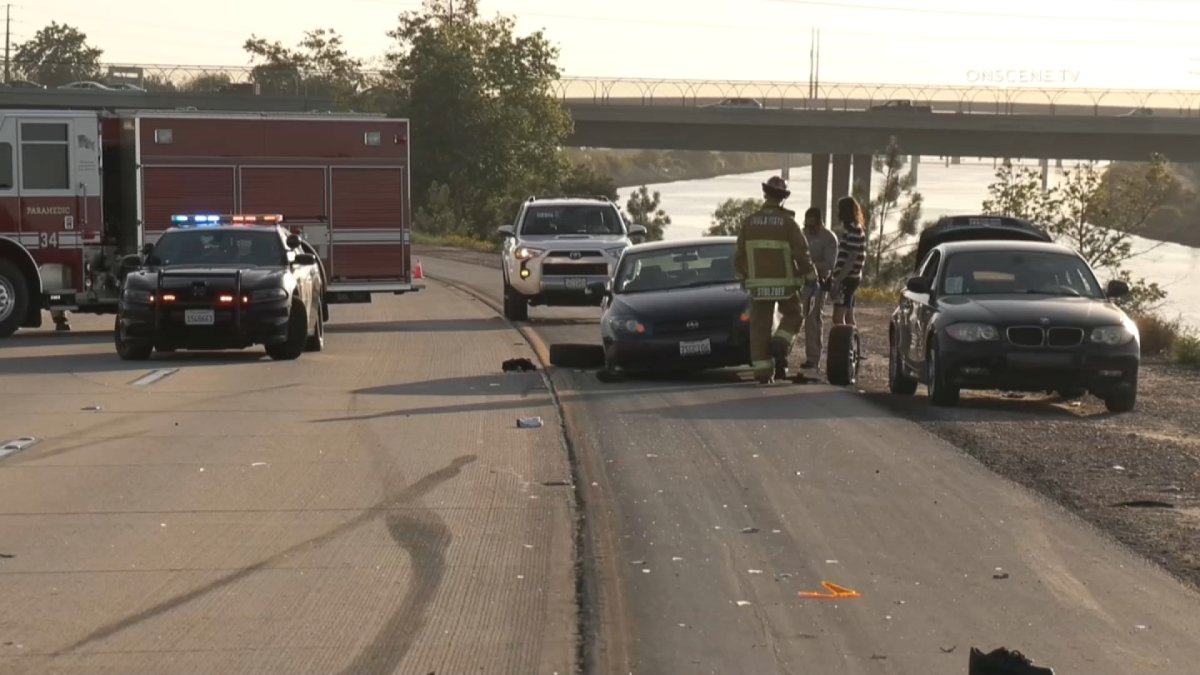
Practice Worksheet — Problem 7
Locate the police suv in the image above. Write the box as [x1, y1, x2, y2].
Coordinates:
[115, 214, 326, 361]
[498, 196, 646, 321]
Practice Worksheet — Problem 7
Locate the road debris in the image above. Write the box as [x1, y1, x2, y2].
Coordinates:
[517, 416, 544, 429]
[1112, 465, 1126, 471]
[502, 358, 537, 372]
[671, 556, 683, 562]
[735, 600, 752, 607]
[251, 462, 267, 467]
[641, 569, 651, 574]
[825, 560, 839, 564]
[748, 569, 764, 575]
[0, 553, 14, 559]
[82, 405, 103, 411]
[799, 581, 861, 599]
[940, 645, 957, 654]
[741, 527, 760, 534]
[1111, 500, 1173, 509]
[631, 560, 646, 565]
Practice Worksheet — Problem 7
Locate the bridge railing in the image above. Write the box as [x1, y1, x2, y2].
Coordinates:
[65, 65, 1200, 116]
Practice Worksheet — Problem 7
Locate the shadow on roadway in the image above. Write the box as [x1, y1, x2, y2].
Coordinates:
[0, 349, 267, 375]
[859, 390, 1098, 422]
[624, 385, 894, 421]
[325, 317, 510, 334]
[4, 329, 112, 347]
[314, 373, 550, 423]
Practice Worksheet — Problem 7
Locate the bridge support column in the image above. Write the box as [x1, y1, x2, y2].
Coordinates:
[1040, 157, 1050, 190]
[909, 154, 920, 186]
[831, 154, 851, 221]
[810, 153, 830, 216]
[852, 153, 872, 206]
[1056, 158, 1063, 169]
[781, 153, 791, 180]
[951, 156, 961, 165]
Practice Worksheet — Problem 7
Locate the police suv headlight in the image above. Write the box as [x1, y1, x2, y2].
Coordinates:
[1090, 324, 1136, 346]
[514, 247, 545, 261]
[945, 323, 999, 342]
[123, 289, 153, 303]
[251, 287, 289, 302]
[607, 316, 646, 334]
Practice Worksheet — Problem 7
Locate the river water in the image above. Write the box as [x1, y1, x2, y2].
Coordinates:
[643, 159, 1199, 329]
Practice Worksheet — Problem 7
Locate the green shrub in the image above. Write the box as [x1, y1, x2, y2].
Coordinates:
[412, 232, 500, 253]
[1133, 313, 1181, 356]
[857, 285, 899, 304]
[1174, 333, 1200, 367]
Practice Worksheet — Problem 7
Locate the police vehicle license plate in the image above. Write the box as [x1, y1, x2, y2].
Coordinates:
[679, 338, 712, 357]
[185, 309, 215, 326]
[565, 277, 587, 290]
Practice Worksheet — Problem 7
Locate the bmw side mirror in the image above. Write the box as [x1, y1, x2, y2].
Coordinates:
[628, 224, 647, 244]
[905, 276, 930, 294]
[293, 253, 317, 266]
[140, 243, 154, 256]
[286, 233, 302, 249]
[1106, 279, 1130, 299]
[497, 224, 515, 237]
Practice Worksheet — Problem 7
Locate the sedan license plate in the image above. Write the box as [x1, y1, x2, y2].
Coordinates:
[565, 277, 587, 290]
[679, 338, 712, 357]
[184, 309, 215, 326]
[1009, 353, 1074, 369]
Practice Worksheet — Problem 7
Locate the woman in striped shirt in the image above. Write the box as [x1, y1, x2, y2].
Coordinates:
[831, 195, 868, 328]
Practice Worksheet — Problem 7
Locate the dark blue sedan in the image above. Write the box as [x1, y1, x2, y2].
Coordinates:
[592, 237, 752, 373]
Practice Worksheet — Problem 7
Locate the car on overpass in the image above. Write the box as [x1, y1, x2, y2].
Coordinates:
[58, 81, 114, 90]
[498, 196, 646, 321]
[869, 99, 933, 113]
[590, 237, 751, 374]
[704, 97, 764, 109]
[887, 215, 1140, 412]
[115, 215, 326, 361]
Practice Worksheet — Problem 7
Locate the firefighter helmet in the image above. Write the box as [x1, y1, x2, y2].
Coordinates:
[762, 175, 791, 200]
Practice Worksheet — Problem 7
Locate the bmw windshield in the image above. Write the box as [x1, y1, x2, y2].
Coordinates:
[614, 243, 739, 293]
[941, 250, 1104, 299]
[152, 230, 286, 267]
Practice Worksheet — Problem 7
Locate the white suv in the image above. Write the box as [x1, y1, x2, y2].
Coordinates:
[498, 196, 646, 320]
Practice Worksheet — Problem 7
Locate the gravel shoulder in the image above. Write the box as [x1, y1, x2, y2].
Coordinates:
[849, 303, 1200, 591]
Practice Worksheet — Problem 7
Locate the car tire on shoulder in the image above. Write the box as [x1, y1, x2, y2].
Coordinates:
[549, 343, 606, 369]
[266, 299, 307, 361]
[926, 341, 960, 407]
[113, 316, 152, 361]
[888, 330, 918, 395]
[503, 282, 528, 322]
[1104, 375, 1138, 413]
[826, 325, 859, 386]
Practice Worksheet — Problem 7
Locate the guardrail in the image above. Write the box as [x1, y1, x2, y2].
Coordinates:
[16, 64, 1200, 116]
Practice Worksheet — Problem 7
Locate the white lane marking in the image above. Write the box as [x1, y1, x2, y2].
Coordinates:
[0, 437, 38, 460]
[131, 368, 179, 387]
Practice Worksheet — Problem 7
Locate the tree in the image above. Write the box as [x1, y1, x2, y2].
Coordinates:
[706, 198, 761, 236]
[559, 163, 618, 201]
[179, 72, 232, 93]
[13, 22, 102, 86]
[624, 186, 671, 241]
[856, 138, 924, 284]
[244, 29, 364, 105]
[385, 0, 571, 238]
[980, 156, 1177, 314]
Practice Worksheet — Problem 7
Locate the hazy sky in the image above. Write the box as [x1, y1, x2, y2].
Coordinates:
[24, 0, 1200, 89]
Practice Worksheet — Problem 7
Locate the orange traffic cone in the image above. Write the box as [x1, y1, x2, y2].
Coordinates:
[413, 259, 424, 280]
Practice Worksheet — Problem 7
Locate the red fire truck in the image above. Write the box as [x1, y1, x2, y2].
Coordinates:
[0, 108, 419, 338]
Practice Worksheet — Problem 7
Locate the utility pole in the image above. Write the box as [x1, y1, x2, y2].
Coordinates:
[814, 28, 821, 99]
[4, 4, 11, 85]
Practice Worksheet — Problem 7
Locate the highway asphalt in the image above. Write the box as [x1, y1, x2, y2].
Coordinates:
[2, 251, 1199, 675]
[426, 252, 1200, 675]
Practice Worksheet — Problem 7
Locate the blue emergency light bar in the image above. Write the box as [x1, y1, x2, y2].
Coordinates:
[169, 214, 285, 227]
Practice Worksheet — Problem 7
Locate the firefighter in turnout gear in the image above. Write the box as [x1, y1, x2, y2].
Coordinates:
[735, 176, 819, 384]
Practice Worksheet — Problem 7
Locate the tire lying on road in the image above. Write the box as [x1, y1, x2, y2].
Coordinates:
[548, 343, 606, 369]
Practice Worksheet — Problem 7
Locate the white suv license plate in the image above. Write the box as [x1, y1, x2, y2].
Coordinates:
[184, 309, 215, 326]
[565, 277, 587, 290]
[679, 338, 712, 357]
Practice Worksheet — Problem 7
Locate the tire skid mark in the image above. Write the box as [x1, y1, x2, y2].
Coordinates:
[54, 454, 477, 656]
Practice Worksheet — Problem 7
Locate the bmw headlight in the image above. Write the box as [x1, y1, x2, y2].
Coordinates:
[123, 288, 153, 303]
[1090, 324, 1136, 346]
[945, 323, 999, 342]
[514, 247, 545, 261]
[607, 316, 646, 334]
[251, 287, 289, 302]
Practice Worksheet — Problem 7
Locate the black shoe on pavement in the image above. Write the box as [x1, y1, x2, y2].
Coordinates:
[799, 360, 816, 369]
[968, 647, 1055, 675]
[55, 322, 71, 332]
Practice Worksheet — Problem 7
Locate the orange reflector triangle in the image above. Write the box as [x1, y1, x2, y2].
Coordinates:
[798, 581, 861, 599]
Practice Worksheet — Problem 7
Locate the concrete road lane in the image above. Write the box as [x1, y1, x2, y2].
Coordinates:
[0, 283, 575, 674]
[424, 253, 1200, 675]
